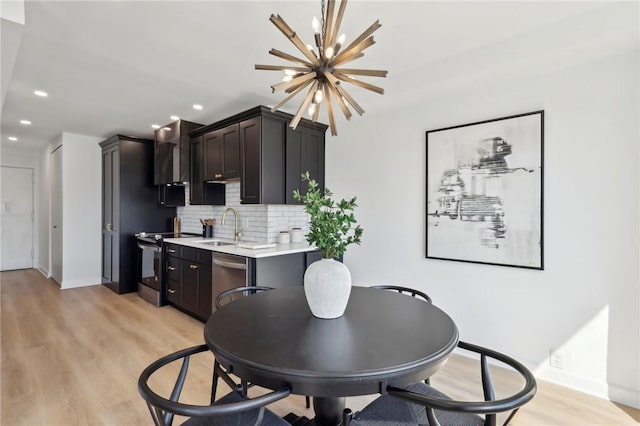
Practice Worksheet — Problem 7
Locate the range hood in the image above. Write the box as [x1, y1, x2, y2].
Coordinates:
[154, 119, 203, 185]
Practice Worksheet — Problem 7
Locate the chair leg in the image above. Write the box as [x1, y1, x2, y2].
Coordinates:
[211, 360, 220, 404]
[343, 408, 353, 426]
[305, 395, 311, 409]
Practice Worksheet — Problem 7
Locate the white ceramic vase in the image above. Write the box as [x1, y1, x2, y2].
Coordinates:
[304, 258, 352, 319]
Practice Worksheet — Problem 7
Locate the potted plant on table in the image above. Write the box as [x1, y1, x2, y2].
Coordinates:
[293, 172, 363, 319]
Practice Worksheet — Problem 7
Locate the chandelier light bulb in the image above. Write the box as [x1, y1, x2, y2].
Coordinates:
[284, 69, 297, 76]
[314, 89, 323, 103]
[312, 16, 320, 34]
[337, 33, 346, 45]
[308, 103, 316, 117]
[325, 46, 335, 59]
[282, 75, 293, 82]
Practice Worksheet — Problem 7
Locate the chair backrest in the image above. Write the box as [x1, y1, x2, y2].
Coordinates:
[138, 344, 290, 426]
[387, 340, 537, 426]
[370, 285, 432, 304]
[214, 286, 275, 310]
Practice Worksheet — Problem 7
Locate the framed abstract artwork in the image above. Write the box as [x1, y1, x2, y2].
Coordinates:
[426, 111, 544, 270]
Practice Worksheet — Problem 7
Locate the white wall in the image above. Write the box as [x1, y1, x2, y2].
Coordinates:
[60, 133, 102, 289]
[326, 45, 639, 408]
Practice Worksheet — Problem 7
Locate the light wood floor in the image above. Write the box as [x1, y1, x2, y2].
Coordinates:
[1, 269, 638, 425]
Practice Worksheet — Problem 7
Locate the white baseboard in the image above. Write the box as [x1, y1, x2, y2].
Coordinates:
[608, 383, 640, 409]
[454, 347, 640, 409]
[61, 278, 101, 289]
[37, 266, 50, 278]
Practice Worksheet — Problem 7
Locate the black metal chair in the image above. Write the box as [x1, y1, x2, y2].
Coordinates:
[138, 344, 290, 426]
[345, 341, 537, 426]
[214, 286, 275, 310]
[370, 285, 433, 387]
[369, 284, 432, 304]
[213, 286, 311, 410]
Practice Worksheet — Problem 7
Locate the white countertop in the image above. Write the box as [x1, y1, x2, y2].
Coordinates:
[163, 237, 317, 259]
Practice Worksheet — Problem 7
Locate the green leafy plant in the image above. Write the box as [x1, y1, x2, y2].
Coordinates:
[293, 171, 363, 259]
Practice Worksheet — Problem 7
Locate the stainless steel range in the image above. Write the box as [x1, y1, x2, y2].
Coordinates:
[135, 231, 198, 306]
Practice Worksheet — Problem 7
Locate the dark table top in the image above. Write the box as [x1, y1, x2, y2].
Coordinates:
[204, 286, 459, 397]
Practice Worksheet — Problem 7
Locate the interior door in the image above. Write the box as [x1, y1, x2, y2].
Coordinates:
[0, 166, 34, 270]
[51, 146, 63, 284]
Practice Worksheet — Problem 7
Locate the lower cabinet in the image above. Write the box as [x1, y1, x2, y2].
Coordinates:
[165, 243, 212, 321]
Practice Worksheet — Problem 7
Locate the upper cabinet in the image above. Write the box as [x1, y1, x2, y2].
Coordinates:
[240, 114, 285, 204]
[204, 123, 240, 182]
[191, 106, 327, 205]
[285, 124, 326, 204]
[190, 135, 225, 205]
[154, 119, 203, 185]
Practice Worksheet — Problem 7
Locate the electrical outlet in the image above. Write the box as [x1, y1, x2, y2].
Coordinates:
[550, 349, 565, 369]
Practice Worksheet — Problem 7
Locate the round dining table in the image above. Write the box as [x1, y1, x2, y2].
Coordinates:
[204, 286, 459, 426]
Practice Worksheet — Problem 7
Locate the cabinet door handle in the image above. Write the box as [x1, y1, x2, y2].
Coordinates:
[167, 289, 176, 294]
[167, 248, 176, 253]
[190, 264, 198, 270]
[168, 266, 176, 271]
[106, 223, 111, 231]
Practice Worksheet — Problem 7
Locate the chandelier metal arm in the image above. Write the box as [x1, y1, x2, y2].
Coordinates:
[270, 79, 316, 112]
[334, 20, 381, 61]
[323, 84, 337, 136]
[324, 78, 352, 120]
[290, 81, 320, 130]
[271, 72, 316, 93]
[268, 49, 313, 67]
[255, 65, 311, 73]
[270, 15, 321, 66]
[335, 84, 365, 116]
[328, 0, 348, 48]
[330, 37, 376, 68]
[333, 72, 385, 95]
[337, 68, 388, 78]
[323, 0, 336, 55]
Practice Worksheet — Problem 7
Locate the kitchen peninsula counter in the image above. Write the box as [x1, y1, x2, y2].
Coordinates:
[163, 237, 317, 259]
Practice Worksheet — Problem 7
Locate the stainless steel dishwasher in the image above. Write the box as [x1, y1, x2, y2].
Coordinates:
[212, 252, 248, 312]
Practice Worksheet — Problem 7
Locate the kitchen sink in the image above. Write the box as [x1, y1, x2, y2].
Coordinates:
[197, 239, 236, 246]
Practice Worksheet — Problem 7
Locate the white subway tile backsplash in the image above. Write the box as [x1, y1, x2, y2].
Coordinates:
[177, 181, 309, 243]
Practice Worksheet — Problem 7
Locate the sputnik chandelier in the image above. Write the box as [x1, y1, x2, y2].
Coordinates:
[255, 0, 387, 136]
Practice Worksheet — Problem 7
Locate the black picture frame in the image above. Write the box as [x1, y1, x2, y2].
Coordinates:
[425, 111, 544, 270]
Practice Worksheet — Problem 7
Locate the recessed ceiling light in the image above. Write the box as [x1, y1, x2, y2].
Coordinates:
[170, 115, 179, 120]
[151, 124, 160, 129]
[193, 104, 203, 110]
[163, 127, 171, 131]
[34, 90, 48, 97]
[8, 136, 18, 141]
[20, 120, 31, 125]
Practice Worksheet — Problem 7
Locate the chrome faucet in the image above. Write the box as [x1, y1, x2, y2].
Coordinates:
[221, 208, 241, 242]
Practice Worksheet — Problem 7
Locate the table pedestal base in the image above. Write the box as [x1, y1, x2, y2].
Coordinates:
[284, 397, 350, 426]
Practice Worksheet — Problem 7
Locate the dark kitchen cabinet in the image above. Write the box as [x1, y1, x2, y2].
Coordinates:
[285, 124, 326, 204]
[238, 109, 326, 205]
[191, 106, 327, 205]
[204, 123, 240, 181]
[155, 120, 203, 185]
[100, 135, 176, 294]
[165, 243, 212, 321]
[240, 115, 286, 204]
[190, 135, 225, 205]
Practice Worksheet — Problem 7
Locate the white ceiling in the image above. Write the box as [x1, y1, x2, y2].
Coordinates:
[1, 1, 637, 150]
